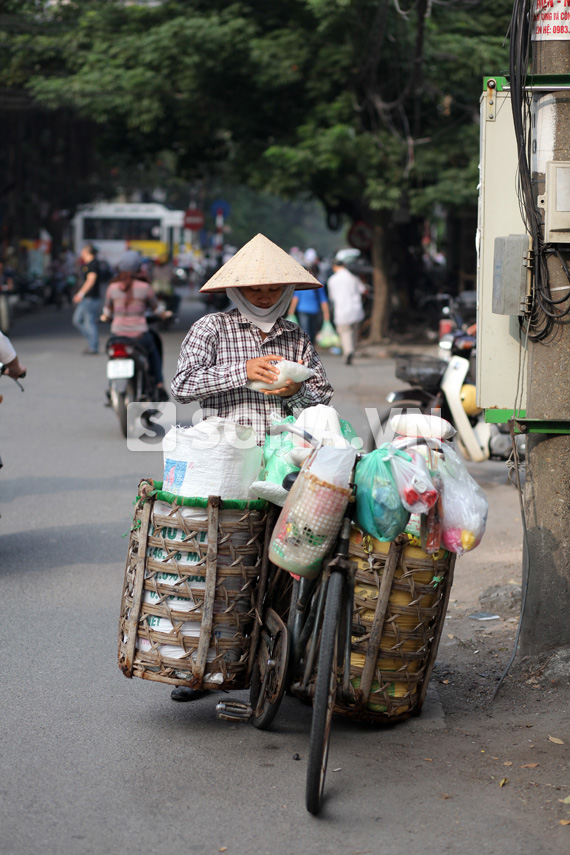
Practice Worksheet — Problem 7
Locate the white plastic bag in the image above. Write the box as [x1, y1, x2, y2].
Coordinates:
[387, 446, 438, 514]
[390, 412, 456, 441]
[437, 442, 488, 555]
[162, 418, 262, 499]
[246, 359, 314, 391]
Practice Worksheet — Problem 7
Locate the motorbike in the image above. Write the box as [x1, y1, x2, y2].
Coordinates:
[104, 318, 168, 437]
[368, 329, 523, 462]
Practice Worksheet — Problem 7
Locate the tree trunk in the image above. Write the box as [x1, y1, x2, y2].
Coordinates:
[366, 216, 391, 343]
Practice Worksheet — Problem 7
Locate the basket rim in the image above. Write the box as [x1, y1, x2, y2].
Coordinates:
[139, 479, 267, 511]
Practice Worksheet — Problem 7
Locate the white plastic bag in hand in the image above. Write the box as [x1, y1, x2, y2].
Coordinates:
[246, 359, 314, 392]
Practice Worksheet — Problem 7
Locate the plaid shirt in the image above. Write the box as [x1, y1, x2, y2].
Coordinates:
[171, 309, 334, 443]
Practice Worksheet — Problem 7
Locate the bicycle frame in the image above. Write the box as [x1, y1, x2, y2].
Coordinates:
[287, 516, 357, 702]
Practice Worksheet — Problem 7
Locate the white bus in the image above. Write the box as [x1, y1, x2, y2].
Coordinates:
[72, 202, 185, 266]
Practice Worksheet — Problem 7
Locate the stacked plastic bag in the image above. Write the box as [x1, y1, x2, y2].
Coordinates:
[250, 404, 359, 506]
[354, 415, 488, 556]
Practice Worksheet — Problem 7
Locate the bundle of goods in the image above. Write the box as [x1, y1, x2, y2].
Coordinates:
[354, 415, 488, 556]
[268, 444, 357, 578]
[118, 418, 271, 691]
[334, 528, 455, 723]
[251, 405, 359, 506]
[162, 418, 263, 500]
[321, 414, 484, 722]
[118, 480, 270, 690]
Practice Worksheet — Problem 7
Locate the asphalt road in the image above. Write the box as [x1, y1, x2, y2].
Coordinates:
[1, 296, 531, 855]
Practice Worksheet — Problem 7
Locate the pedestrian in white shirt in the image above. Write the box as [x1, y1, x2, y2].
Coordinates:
[326, 257, 366, 365]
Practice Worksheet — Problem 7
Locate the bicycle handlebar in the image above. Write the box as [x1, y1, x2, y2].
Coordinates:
[268, 423, 320, 448]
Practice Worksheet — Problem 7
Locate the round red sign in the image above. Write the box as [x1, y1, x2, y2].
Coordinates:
[184, 208, 205, 231]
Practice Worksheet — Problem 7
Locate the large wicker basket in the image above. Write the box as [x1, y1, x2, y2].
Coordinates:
[118, 479, 270, 691]
[289, 527, 455, 724]
[338, 528, 455, 723]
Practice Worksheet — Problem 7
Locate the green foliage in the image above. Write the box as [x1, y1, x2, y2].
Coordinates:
[0, 0, 513, 216]
[0, 0, 513, 286]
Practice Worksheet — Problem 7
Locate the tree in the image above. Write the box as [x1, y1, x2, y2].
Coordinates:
[1, 0, 512, 334]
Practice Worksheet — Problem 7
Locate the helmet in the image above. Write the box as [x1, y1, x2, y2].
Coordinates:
[117, 250, 143, 274]
[460, 384, 482, 416]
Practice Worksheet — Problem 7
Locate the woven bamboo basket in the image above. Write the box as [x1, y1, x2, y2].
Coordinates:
[336, 527, 456, 723]
[118, 479, 270, 691]
[290, 526, 455, 724]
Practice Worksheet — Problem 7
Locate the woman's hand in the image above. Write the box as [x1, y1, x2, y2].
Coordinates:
[246, 354, 283, 385]
[260, 358, 304, 397]
[262, 380, 302, 398]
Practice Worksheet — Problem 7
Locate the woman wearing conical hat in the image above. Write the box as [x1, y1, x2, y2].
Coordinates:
[171, 234, 334, 443]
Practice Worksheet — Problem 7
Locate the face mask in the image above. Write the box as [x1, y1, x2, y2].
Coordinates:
[230, 284, 296, 332]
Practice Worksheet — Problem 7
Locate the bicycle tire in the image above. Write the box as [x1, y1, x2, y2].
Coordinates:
[249, 626, 288, 730]
[305, 570, 343, 815]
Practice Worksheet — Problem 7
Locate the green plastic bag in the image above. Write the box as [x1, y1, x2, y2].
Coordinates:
[315, 320, 341, 349]
[260, 414, 360, 490]
[285, 313, 299, 324]
[354, 447, 410, 542]
[259, 417, 298, 487]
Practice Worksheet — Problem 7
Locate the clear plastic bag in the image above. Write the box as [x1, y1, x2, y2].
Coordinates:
[315, 320, 341, 349]
[437, 442, 488, 555]
[386, 445, 438, 514]
[354, 448, 410, 542]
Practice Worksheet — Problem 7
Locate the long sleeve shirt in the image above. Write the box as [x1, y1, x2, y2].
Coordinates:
[0, 331, 17, 365]
[327, 268, 365, 325]
[171, 309, 334, 444]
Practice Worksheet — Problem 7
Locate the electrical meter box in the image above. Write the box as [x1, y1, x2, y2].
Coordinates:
[477, 78, 528, 419]
[539, 161, 570, 243]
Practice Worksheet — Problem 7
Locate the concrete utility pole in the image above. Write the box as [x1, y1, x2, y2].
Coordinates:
[523, 5, 570, 655]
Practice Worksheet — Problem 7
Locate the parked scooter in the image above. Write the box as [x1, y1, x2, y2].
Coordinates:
[368, 329, 523, 462]
[104, 318, 168, 437]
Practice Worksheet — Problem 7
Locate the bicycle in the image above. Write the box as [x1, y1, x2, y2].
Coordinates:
[236, 423, 456, 816]
[244, 423, 361, 814]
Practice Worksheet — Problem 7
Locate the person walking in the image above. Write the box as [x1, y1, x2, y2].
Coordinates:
[72, 244, 101, 354]
[326, 254, 366, 365]
[288, 279, 330, 343]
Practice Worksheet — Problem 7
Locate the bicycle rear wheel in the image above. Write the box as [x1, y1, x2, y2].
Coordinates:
[305, 570, 343, 815]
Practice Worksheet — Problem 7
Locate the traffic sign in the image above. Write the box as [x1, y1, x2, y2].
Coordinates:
[348, 220, 373, 251]
[210, 199, 231, 220]
[184, 208, 205, 231]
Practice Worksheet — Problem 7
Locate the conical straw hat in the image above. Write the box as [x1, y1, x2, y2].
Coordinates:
[200, 233, 321, 292]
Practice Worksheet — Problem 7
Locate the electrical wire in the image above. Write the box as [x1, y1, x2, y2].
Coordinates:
[495, 0, 570, 697]
[492, 420, 530, 699]
[510, 0, 570, 340]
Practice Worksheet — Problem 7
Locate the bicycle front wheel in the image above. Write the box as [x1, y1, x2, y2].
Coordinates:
[305, 570, 343, 815]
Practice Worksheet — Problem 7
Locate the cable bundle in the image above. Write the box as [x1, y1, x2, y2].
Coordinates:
[509, 0, 570, 341]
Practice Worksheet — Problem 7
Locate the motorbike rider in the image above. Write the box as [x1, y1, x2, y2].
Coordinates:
[100, 250, 172, 398]
[0, 331, 26, 378]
